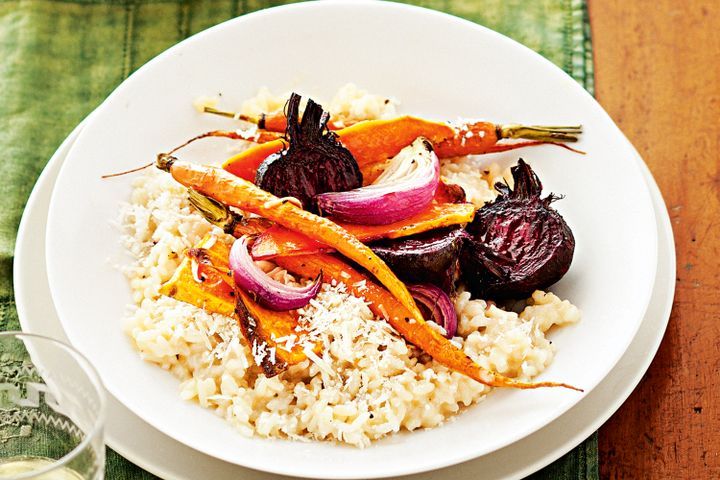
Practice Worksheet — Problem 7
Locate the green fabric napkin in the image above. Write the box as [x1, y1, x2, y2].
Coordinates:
[0, 0, 596, 478]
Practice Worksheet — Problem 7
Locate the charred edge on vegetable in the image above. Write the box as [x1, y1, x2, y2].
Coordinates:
[254, 93, 362, 212]
[438, 181, 467, 204]
[494, 125, 503, 142]
[370, 226, 466, 293]
[224, 215, 240, 235]
[156, 153, 176, 172]
[493, 158, 564, 205]
[460, 159, 575, 299]
[233, 292, 289, 377]
[187, 247, 212, 265]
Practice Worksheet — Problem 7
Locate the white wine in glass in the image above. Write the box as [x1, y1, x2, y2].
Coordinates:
[0, 332, 106, 480]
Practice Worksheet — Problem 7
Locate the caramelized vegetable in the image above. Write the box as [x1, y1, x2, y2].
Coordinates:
[275, 253, 580, 391]
[222, 140, 285, 181]
[229, 235, 322, 310]
[370, 227, 466, 293]
[234, 288, 308, 377]
[316, 137, 440, 225]
[250, 195, 475, 259]
[433, 123, 581, 158]
[159, 236, 236, 316]
[407, 283, 458, 338]
[159, 236, 314, 376]
[223, 116, 452, 183]
[156, 156, 426, 325]
[255, 94, 362, 211]
[185, 182, 472, 261]
[222, 116, 581, 183]
[462, 159, 575, 298]
[336, 116, 454, 181]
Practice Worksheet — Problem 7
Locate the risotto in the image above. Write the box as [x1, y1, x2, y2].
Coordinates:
[121, 85, 580, 447]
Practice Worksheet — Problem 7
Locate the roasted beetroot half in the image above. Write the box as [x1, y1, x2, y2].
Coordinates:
[460, 159, 574, 298]
[370, 226, 465, 293]
[255, 93, 362, 211]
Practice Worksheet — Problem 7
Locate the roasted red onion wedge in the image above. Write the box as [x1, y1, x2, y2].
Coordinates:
[407, 284, 458, 338]
[316, 137, 440, 225]
[229, 236, 322, 310]
[461, 159, 575, 298]
[255, 93, 362, 212]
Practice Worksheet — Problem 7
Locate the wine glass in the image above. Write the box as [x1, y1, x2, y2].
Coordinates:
[0, 332, 105, 479]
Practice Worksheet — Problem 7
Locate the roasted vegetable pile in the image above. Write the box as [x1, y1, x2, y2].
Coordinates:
[147, 93, 581, 390]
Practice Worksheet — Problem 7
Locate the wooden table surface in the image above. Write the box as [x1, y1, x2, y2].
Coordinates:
[589, 1, 719, 477]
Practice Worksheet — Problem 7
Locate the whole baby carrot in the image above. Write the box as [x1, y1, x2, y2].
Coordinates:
[220, 116, 582, 182]
[156, 155, 427, 325]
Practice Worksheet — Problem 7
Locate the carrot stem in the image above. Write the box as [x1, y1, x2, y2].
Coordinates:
[187, 188, 273, 236]
[498, 124, 582, 143]
[203, 106, 260, 124]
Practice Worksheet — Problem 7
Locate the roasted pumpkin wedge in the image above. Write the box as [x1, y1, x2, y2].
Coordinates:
[159, 235, 317, 376]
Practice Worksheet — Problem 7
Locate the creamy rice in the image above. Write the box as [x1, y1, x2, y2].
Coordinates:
[121, 87, 580, 447]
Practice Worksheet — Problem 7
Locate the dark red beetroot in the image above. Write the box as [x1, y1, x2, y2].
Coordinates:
[370, 226, 465, 293]
[255, 93, 362, 212]
[461, 159, 575, 298]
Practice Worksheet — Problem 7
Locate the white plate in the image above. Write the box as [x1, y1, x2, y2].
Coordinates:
[44, 2, 658, 478]
[17, 122, 674, 480]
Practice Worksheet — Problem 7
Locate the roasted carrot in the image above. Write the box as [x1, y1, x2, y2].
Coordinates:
[159, 235, 315, 376]
[251, 197, 475, 259]
[335, 116, 454, 169]
[222, 116, 453, 182]
[433, 123, 583, 158]
[185, 182, 471, 260]
[222, 117, 581, 182]
[223, 140, 285, 181]
[157, 156, 426, 325]
[159, 236, 236, 316]
[202, 105, 582, 146]
[275, 253, 580, 391]
[202, 105, 350, 132]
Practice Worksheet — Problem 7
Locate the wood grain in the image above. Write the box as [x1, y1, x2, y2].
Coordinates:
[589, 1, 720, 477]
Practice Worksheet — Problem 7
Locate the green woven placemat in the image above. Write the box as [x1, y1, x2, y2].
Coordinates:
[0, 1, 596, 478]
